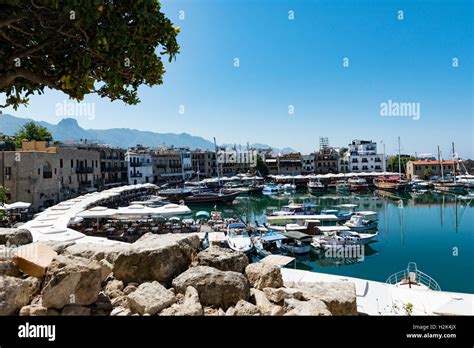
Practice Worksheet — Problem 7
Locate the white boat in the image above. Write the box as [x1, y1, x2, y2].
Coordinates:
[281, 183, 296, 191]
[344, 215, 378, 231]
[262, 184, 282, 195]
[312, 230, 378, 249]
[226, 223, 253, 253]
[354, 210, 378, 221]
[335, 180, 350, 193]
[307, 180, 326, 193]
[271, 203, 317, 216]
[348, 177, 369, 191]
[455, 175, 474, 189]
[410, 178, 432, 190]
[279, 230, 312, 254]
[252, 231, 286, 257]
[386, 262, 441, 291]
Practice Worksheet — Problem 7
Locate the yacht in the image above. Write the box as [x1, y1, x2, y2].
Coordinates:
[262, 184, 282, 195]
[312, 230, 378, 249]
[409, 178, 432, 190]
[270, 203, 317, 216]
[386, 262, 441, 291]
[457, 175, 474, 189]
[307, 180, 326, 194]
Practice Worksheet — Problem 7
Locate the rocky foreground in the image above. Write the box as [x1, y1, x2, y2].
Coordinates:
[0, 228, 357, 316]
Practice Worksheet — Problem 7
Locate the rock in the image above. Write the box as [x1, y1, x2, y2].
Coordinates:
[99, 259, 113, 281]
[90, 292, 113, 316]
[64, 242, 127, 264]
[61, 305, 91, 316]
[225, 307, 236, 316]
[0, 260, 21, 277]
[263, 287, 303, 303]
[0, 245, 16, 260]
[0, 276, 39, 315]
[123, 284, 137, 295]
[104, 279, 124, 299]
[13, 243, 57, 278]
[291, 282, 357, 315]
[180, 286, 203, 316]
[41, 255, 102, 309]
[203, 307, 223, 316]
[110, 295, 130, 309]
[233, 300, 260, 316]
[172, 266, 249, 308]
[110, 307, 132, 316]
[250, 288, 284, 316]
[283, 298, 332, 316]
[19, 304, 59, 316]
[194, 246, 249, 273]
[0, 228, 33, 246]
[158, 303, 183, 316]
[38, 241, 75, 254]
[245, 263, 283, 290]
[113, 233, 200, 285]
[128, 281, 176, 315]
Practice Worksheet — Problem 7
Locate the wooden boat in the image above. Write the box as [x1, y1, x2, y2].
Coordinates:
[374, 176, 408, 191]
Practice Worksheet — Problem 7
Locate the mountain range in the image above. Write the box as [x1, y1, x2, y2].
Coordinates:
[0, 114, 297, 154]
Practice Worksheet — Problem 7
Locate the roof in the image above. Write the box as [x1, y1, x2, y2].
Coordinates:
[410, 160, 455, 165]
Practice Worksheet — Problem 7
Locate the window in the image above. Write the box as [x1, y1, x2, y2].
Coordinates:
[71, 159, 74, 168]
[43, 162, 53, 179]
[5, 167, 11, 176]
[60, 159, 63, 168]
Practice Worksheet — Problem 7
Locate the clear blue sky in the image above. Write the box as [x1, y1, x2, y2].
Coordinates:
[1, 0, 473, 158]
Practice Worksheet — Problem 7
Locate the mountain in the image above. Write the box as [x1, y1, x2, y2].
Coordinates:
[222, 143, 298, 155]
[0, 114, 215, 150]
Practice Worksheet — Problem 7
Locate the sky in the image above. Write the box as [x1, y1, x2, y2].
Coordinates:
[1, 0, 473, 158]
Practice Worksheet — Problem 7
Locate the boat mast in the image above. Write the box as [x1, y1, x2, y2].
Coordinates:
[438, 145, 444, 179]
[452, 142, 456, 183]
[197, 160, 200, 182]
[213, 137, 221, 186]
[398, 136, 401, 177]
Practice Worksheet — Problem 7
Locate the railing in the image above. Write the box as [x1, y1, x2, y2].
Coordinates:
[130, 172, 143, 178]
[385, 263, 441, 291]
[76, 166, 94, 174]
[130, 161, 152, 167]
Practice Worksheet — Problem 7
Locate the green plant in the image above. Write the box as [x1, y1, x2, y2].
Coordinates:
[404, 302, 414, 316]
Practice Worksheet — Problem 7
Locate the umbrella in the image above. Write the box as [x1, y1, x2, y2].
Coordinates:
[195, 211, 210, 218]
[168, 216, 181, 222]
[116, 204, 158, 216]
[3, 202, 31, 210]
[77, 206, 118, 218]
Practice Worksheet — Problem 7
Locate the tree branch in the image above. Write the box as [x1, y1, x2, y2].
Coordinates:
[0, 68, 58, 90]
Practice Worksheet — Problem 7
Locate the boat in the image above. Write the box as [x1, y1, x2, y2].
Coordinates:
[335, 180, 350, 193]
[348, 177, 369, 191]
[183, 190, 241, 205]
[456, 175, 474, 189]
[353, 210, 378, 221]
[281, 183, 296, 192]
[266, 214, 339, 232]
[252, 230, 286, 257]
[409, 178, 432, 190]
[334, 204, 358, 220]
[270, 203, 318, 216]
[433, 143, 465, 194]
[262, 184, 282, 195]
[226, 222, 253, 253]
[279, 230, 312, 254]
[385, 262, 441, 291]
[374, 176, 408, 191]
[312, 230, 378, 249]
[344, 215, 378, 231]
[307, 180, 326, 194]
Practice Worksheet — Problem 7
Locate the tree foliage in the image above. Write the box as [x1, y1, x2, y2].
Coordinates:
[0, 186, 8, 213]
[256, 155, 269, 177]
[0, 0, 179, 109]
[387, 155, 415, 173]
[15, 121, 53, 147]
[0, 133, 16, 150]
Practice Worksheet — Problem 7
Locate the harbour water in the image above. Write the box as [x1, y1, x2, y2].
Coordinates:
[190, 190, 474, 294]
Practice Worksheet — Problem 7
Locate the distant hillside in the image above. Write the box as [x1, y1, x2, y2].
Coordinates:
[0, 114, 215, 150]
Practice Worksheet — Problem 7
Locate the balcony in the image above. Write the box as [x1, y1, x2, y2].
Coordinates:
[43, 171, 53, 179]
[130, 172, 143, 178]
[130, 161, 152, 167]
[76, 166, 94, 174]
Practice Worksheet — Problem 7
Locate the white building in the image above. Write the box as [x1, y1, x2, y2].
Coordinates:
[126, 151, 153, 185]
[343, 140, 385, 173]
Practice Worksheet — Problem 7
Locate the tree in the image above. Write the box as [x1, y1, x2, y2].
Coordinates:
[15, 121, 53, 147]
[0, 133, 16, 150]
[0, 0, 179, 110]
[423, 168, 433, 180]
[256, 155, 269, 177]
[0, 186, 7, 217]
[387, 155, 415, 173]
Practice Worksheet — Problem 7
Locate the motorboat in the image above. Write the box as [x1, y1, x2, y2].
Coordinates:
[409, 178, 432, 190]
[279, 230, 313, 254]
[334, 204, 358, 220]
[281, 183, 296, 192]
[348, 177, 369, 192]
[312, 228, 378, 248]
[344, 215, 378, 231]
[433, 180, 466, 194]
[353, 210, 378, 221]
[252, 231, 286, 257]
[270, 203, 318, 216]
[457, 175, 474, 189]
[226, 222, 253, 253]
[262, 184, 282, 195]
[374, 176, 408, 191]
[386, 262, 441, 291]
[307, 180, 326, 194]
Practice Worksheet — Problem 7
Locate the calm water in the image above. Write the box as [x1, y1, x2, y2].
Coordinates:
[189, 190, 474, 294]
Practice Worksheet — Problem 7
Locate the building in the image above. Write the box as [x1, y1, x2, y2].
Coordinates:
[1, 140, 101, 212]
[344, 140, 384, 173]
[217, 147, 257, 177]
[277, 153, 303, 175]
[151, 147, 193, 184]
[97, 146, 128, 189]
[192, 150, 217, 178]
[302, 154, 316, 174]
[406, 160, 458, 179]
[126, 146, 153, 185]
[315, 148, 338, 174]
[264, 157, 279, 175]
